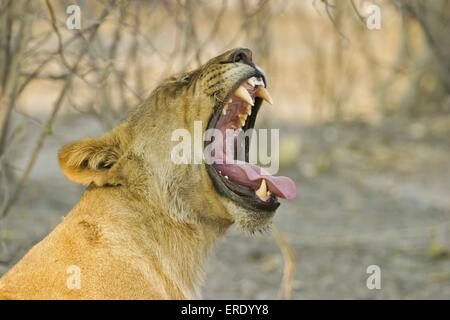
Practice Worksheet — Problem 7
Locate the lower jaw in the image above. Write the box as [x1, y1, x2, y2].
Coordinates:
[206, 164, 280, 213]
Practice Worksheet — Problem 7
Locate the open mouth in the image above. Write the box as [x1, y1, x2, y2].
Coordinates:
[206, 74, 297, 212]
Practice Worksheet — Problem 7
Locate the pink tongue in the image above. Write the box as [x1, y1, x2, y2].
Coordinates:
[214, 161, 298, 200]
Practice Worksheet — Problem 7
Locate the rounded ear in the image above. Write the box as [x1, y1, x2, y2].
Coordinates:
[58, 124, 130, 186]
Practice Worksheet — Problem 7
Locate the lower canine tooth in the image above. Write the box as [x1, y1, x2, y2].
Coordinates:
[256, 179, 268, 199]
[255, 86, 273, 105]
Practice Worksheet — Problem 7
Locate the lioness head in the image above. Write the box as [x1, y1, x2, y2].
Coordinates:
[58, 48, 297, 232]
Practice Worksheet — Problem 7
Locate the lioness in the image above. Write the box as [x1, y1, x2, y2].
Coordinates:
[0, 48, 296, 299]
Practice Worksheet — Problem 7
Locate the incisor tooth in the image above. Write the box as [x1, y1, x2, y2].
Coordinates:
[254, 77, 264, 86]
[235, 86, 254, 106]
[255, 86, 273, 105]
[246, 105, 252, 115]
[256, 179, 269, 199]
[247, 78, 256, 87]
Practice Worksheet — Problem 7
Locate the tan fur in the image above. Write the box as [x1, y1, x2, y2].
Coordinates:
[0, 48, 274, 300]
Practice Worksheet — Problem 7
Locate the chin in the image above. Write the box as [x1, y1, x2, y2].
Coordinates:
[223, 199, 275, 233]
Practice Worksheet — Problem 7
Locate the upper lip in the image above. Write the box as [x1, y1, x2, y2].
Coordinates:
[205, 71, 280, 212]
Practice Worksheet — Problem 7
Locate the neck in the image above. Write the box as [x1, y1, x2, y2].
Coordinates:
[91, 186, 231, 298]
[150, 208, 228, 298]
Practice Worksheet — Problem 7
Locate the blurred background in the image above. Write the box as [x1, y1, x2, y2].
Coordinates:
[1, 0, 449, 299]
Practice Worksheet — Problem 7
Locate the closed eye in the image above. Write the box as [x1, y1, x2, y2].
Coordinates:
[181, 73, 192, 83]
[233, 52, 245, 63]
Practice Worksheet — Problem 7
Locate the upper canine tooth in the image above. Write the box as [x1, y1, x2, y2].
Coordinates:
[235, 86, 254, 106]
[255, 179, 269, 200]
[255, 86, 273, 105]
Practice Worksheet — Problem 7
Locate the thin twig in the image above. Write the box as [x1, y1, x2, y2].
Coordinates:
[273, 225, 297, 300]
[0, 0, 117, 219]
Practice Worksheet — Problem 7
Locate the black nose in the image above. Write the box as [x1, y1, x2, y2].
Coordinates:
[231, 48, 268, 87]
[232, 48, 253, 64]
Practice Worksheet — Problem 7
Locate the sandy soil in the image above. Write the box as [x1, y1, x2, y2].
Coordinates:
[1, 112, 449, 299]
